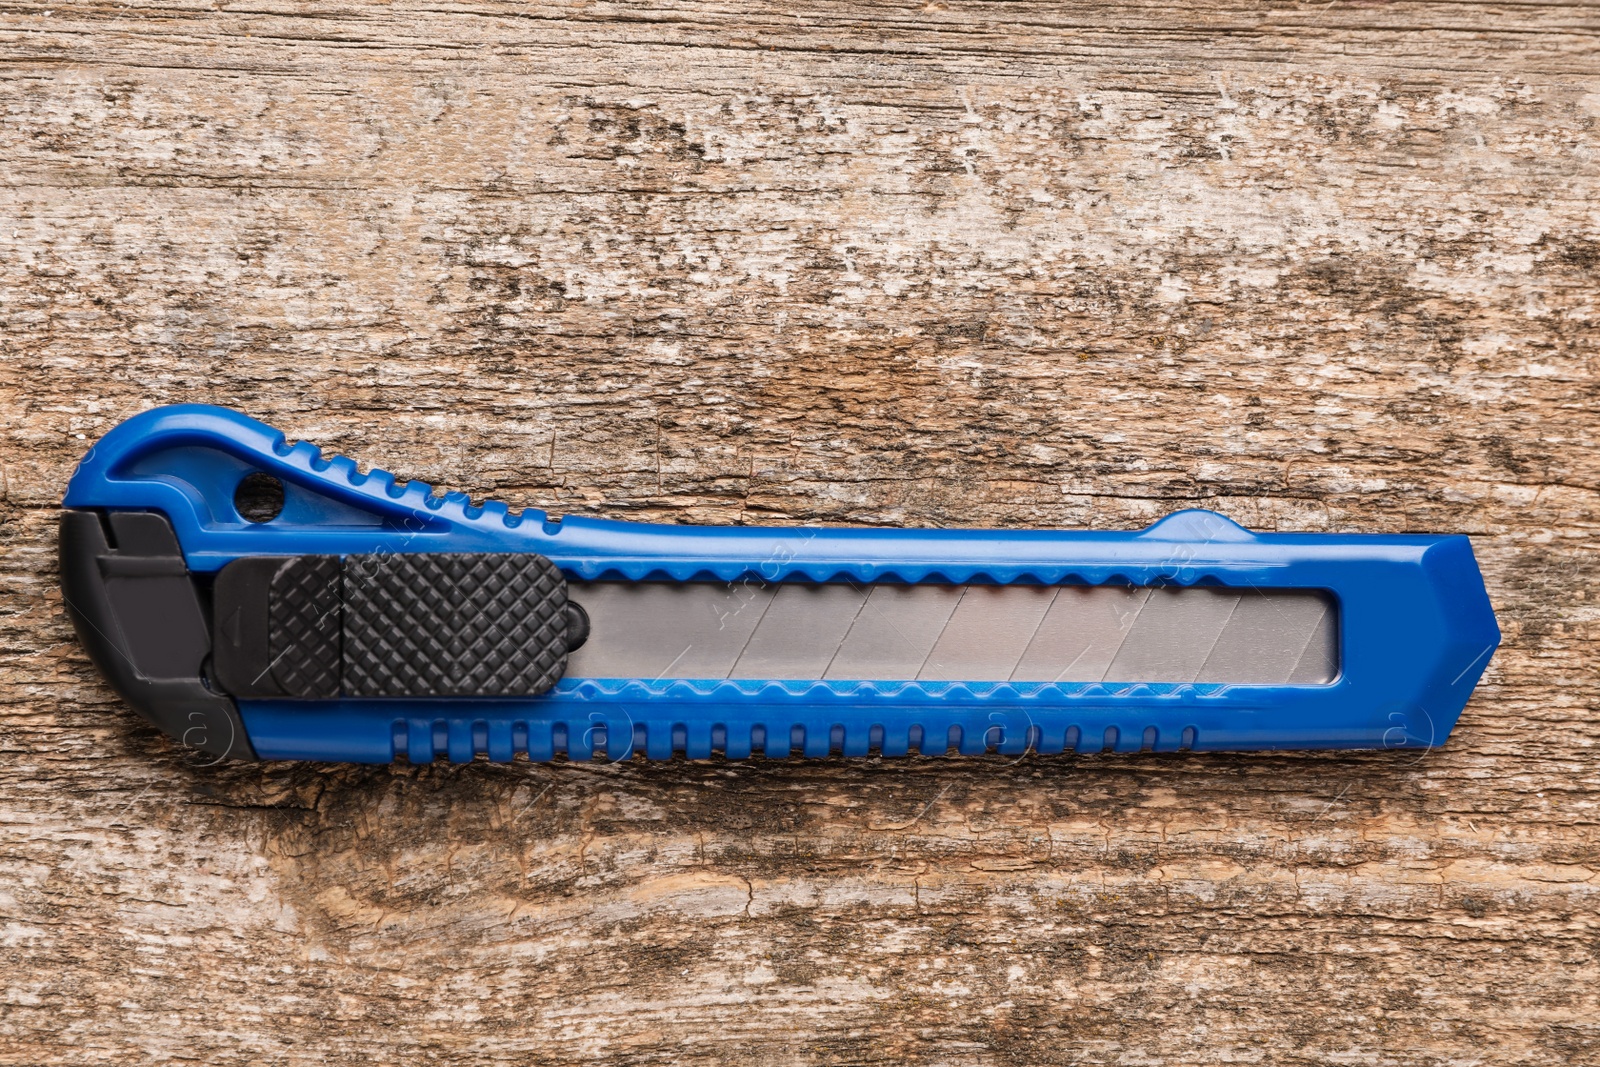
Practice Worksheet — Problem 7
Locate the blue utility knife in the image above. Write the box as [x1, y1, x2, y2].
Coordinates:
[59, 406, 1499, 763]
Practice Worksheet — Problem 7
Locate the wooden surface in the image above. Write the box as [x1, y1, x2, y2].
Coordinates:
[3, 2, 1598, 1063]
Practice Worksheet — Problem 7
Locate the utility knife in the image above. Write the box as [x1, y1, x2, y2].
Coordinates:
[59, 406, 1500, 763]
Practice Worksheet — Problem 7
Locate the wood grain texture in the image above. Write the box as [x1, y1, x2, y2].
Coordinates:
[2, 1, 1598, 1063]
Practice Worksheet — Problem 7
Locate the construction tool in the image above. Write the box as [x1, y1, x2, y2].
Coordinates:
[59, 406, 1499, 762]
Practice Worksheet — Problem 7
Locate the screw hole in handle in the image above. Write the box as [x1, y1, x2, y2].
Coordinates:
[234, 472, 285, 523]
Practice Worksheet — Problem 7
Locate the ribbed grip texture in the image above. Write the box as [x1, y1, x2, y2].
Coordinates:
[268, 556, 342, 698]
[341, 553, 567, 697]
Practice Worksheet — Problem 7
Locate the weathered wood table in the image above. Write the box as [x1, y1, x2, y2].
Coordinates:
[3, 2, 1596, 1063]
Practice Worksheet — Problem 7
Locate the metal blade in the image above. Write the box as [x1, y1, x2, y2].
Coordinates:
[565, 582, 1337, 684]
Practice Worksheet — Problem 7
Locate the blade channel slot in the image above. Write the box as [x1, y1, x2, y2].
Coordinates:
[565, 581, 1339, 685]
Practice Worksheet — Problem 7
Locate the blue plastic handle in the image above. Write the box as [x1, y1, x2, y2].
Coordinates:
[63, 405, 1500, 762]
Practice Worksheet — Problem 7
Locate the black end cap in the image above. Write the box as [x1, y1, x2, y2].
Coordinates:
[59, 509, 256, 761]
